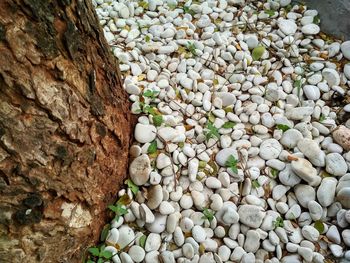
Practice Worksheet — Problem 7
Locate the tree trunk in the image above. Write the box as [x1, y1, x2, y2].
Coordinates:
[0, 0, 132, 262]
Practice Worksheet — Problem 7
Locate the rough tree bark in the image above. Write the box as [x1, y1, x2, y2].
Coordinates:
[0, 0, 132, 262]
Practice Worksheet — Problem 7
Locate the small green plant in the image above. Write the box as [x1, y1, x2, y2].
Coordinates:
[313, 15, 320, 24]
[183, 5, 195, 16]
[314, 220, 325, 234]
[87, 245, 113, 263]
[145, 35, 151, 42]
[276, 124, 290, 132]
[222, 121, 236, 129]
[319, 114, 326, 122]
[264, 10, 276, 17]
[139, 234, 147, 248]
[273, 216, 284, 228]
[100, 223, 110, 242]
[294, 79, 303, 102]
[204, 121, 220, 141]
[186, 42, 197, 56]
[147, 140, 158, 154]
[126, 179, 139, 195]
[252, 46, 266, 61]
[252, 180, 261, 189]
[225, 155, 238, 174]
[143, 90, 159, 99]
[153, 115, 163, 127]
[108, 203, 128, 220]
[202, 208, 214, 222]
[270, 168, 279, 178]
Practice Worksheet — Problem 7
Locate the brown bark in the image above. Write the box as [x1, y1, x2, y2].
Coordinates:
[0, 0, 132, 262]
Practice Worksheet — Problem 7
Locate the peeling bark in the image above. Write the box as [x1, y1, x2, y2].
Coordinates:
[0, 0, 132, 262]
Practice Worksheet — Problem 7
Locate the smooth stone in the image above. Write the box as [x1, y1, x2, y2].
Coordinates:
[301, 24, 320, 35]
[342, 229, 350, 246]
[285, 107, 314, 120]
[145, 233, 161, 252]
[238, 205, 266, 228]
[326, 153, 348, 176]
[326, 225, 341, 244]
[106, 228, 119, 245]
[280, 129, 303, 148]
[333, 125, 350, 151]
[192, 225, 207, 243]
[291, 158, 320, 186]
[337, 188, 350, 208]
[159, 201, 175, 215]
[135, 123, 157, 143]
[146, 214, 167, 233]
[215, 147, 239, 167]
[279, 164, 302, 187]
[259, 139, 282, 160]
[147, 185, 163, 209]
[308, 200, 323, 221]
[118, 226, 135, 248]
[341, 41, 350, 60]
[129, 154, 151, 186]
[278, 19, 297, 35]
[128, 245, 145, 263]
[297, 138, 325, 167]
[244, 230, 260, 253]
[156, 153, 172, 170]
[329, 244, 343, 258]
[183, 243, 195, 259]
[303, 85, 320, 100]
[140, 204, 155, 223]
[295, 184, 316, 208]
[297, 247, 313, 262]
[322, 68, 340, 87]
[302, 225, 319, 241]
[317, 177, 337, 207]
[344, 64, 350, 79]
[160, 251, 175, 263]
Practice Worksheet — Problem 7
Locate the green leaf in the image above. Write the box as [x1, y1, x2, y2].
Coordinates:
[97, 258, 104, 263]
[264, 10, 276, 17]
[148, 140, 158, 154]
[126, 179, 139, 195]
[313, 15, 320, 24]
[100, 250, 113, 259]
[208, 112, 216, 123]
[314, 220, 325, 234]
[252, 180, 261, 189]
[88, 247, 100, 257]
[202, 208, 214, 222]
[252, 46, 265, 61]
[225, 155, 238, 174]
[178, 142, 184, 148]
[183, 6, 195, 16]
[186, 41, 197, 56]
[139, 234, 147, 248]
[273, 216, 284, 228]
[108, 204, 128, 219]
[145, 35, 151, 42]
[153, 115, 163, 127]
[276, 124, 290, 132]
[143, 90, 155, 98]
[270, 168, 279, 178]
[222, 121, 236, 129]
[319, 114, 326, 122]
[87, 260, 95, 263]
[205, 122, 220, 141]
[100, 223, 110, 242]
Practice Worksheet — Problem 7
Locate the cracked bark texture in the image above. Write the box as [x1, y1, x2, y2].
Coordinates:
[0, 0, 132, 262]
